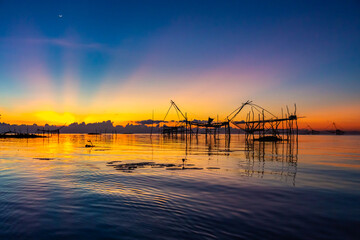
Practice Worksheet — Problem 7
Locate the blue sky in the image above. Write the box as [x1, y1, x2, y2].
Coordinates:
[0, 0, 359, 128]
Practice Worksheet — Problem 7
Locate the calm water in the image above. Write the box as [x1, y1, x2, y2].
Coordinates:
[0, 134, 359, 239]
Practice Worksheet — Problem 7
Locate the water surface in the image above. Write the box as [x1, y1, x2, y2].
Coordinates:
[0, 134, 359, 239]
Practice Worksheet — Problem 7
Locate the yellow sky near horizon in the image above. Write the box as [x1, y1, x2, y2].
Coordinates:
[1, 100, 359, 131]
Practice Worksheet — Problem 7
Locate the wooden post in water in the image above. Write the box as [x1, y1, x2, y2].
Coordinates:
[150, 109, 154, 137]
[282, 108, 284, 140]
[185, 112, 188, 140]
[262, 110, 265, 139]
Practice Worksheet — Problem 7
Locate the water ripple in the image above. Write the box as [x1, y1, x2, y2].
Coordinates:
[0, 134, 359, 239]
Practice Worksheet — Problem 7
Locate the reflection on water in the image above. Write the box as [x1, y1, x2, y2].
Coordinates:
[244, 141, 298, 186]
[164, 134, 300, 186]
[0, 134, 359, 239]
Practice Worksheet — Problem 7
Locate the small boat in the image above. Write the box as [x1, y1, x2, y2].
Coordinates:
[254, 136, 282, 142]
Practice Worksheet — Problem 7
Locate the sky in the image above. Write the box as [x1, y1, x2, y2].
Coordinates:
[0, 0, 359, 130]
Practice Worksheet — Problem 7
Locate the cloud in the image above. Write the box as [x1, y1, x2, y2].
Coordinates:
[1, 37, 108, 51]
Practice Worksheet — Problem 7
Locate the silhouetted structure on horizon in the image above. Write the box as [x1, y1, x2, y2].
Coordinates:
[37, 125, 66, 136]
[328, 122, 345, 135]
[306, 124, 320, 135]
[159, 100, 299, 143]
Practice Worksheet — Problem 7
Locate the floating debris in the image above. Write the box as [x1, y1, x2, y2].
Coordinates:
[34, 157, 55, 161]
[112, 162, 155, 172]
[151, 165, 165, 168]
[166, 167, 183, 170]
[107, 161, 122, 165]
[107, 161, 189, 172]
[158, 163, 176, 167]
[166, 167, 203, 170]
[207, 167, 220, 169]
[151, 163, 176, 168]
[85, 140, 95, 148]
[106, 159, 206, 173]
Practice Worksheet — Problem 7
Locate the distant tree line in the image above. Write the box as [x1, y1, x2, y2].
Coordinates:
[0, 121, 359, 135]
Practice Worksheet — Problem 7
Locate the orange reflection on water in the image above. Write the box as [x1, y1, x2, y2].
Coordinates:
[0, 134, 359, 196]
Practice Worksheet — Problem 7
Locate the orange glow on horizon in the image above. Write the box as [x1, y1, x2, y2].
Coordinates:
[1, 104, 360, 131]
[0, 60, 359, 130]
